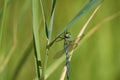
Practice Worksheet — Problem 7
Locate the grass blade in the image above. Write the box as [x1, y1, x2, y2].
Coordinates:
[48, 0, 56, 40]
[45, 0, 103, 78]
[0, 0, 11, 79]
[59, 4, 102, 80]
[45, 54, 65, 79]
[48, 0, 103, 48]
[32, 0, 42, 79]
[40, 0, 49, 39]
[40, 0, 56, 79]
[12, 41, 33, 80]
[0, 0, 9, 50]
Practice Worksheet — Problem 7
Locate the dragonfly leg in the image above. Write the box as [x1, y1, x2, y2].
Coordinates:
[56, 37, 65, 42]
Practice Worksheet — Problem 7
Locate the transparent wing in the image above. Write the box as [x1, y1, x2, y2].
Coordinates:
[53, 48, 65, 59]
[53, 40, 77, 59]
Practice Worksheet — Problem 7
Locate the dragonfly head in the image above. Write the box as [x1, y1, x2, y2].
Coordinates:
[65, 32, 71, 39]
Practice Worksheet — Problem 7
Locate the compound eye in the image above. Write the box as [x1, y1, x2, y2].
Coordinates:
[65, 33, 71, 39]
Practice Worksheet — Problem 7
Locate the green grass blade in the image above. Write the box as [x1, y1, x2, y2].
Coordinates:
[39, 0, 48, 79]
[40, 0, 49, 39]
[45, 0, 103, 78]
[61, 0, 103, 31]
[11, 41, 33, 80]
[0, 0, 11, 79]
[40, 0, 56, 79]
[48, 0, 56, 40]
[48, 0, 103, 48]
[0, 0, 9, 50]
[79, 11, 120, 47]
[50, 0, 56, 17]
[32, 0, 42, 79]
[45, 54, 65, 79]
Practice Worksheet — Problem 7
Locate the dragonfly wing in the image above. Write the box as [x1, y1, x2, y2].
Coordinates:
[53, 41, 78, 59]
[66, 40, 78, 51]
[68, 43, 78, 51]
[53, 49, 65, 59]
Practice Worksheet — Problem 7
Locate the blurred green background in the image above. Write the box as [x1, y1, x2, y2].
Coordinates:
[0, 0, 120, 80]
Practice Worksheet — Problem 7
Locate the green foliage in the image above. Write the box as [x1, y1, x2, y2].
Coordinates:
[0, 0, 120, 80]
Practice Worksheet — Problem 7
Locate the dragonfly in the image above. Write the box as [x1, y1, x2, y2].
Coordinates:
[49, 30, 83, 80]
[54, 31, 85, 79]
[47, 29, 84, 80]
[63, 32, 71, 80]
[54, 31, 74, 80]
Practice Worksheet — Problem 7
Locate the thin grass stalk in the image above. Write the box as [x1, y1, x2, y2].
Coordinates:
[69, 4, 102, 61]
[12, 41, 33, 80]
[39, 0, 48, 79]
[59, 4, 102, 80]
[39, 0, 48, 39]
[48, 0, 56, 41]
[0, 0, 10, 79]
[0, 17, 17, 75]
[45, 0, 103, 79]
[48, 0, 103, 48]
[0, 0, 9, 52]
[39, 0, 56, 79]
[79, 11, 120, 46]
[32, 0, 42, 79]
